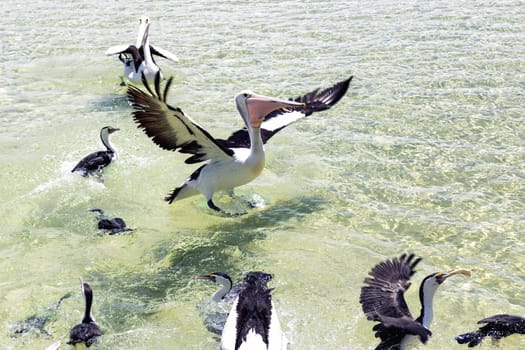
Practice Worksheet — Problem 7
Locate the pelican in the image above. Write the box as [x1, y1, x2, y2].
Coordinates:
[106, 16, 178, 85]
[360, 254, 471, 350]
[220, 272, 287, 350]
[456, 314, 525, 347]
[127, 72, 352, 214]
[68, 280, 102, 348]
[71, 126, 119, 177]
[197, 272, 246, 335]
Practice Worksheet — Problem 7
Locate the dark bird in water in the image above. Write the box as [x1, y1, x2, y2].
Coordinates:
[127, 72, 352, 214]
[105, 16, 178, 85]
[68, 280, 102, 348]
[71, 126, 119, 177]
[456, 314, 525, 347]
[197, 272, 246, 335]
[89, 209, 132, 235]
[359, 254, 471, 350]
[9, 293, 71, 337]
[220, 271, 287, 350]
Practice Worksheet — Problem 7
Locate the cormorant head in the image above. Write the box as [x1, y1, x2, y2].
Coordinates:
[420, 268, 471, 302]
[196, 272, 233, 288]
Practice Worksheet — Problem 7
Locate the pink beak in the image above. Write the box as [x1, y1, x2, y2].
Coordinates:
[246, 93, 305, 128]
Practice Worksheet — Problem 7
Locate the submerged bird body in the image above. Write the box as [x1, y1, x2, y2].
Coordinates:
[106, 16, 178, 84]
[89, 209, 132, 235]
[68, 280, 101, 348]
[71, 126, 119, 177]
[220, 272, 286, 350]
[197, 272, 245, 334]
[456, 314, 525, 347]
[360, 254, 471, 350]
[128, 72, 352, 213]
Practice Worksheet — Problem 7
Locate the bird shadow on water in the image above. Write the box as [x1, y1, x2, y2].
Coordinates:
[88, 196, 327, 329]
[90, 92, 130, 112]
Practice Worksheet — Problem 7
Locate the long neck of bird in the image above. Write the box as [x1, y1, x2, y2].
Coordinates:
[212, 280, 232, 302]
[100, 130, 115, 153]
[248, 126, 264, 154]
[82, 289, 95, 324]
[418, 286, 437, 328]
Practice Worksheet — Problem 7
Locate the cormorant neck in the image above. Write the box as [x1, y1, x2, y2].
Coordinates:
[100, 130, 115, 153]
[82, 289, 95, 324]
[418, 285, 437, 328]
[212, 279, 232, 302]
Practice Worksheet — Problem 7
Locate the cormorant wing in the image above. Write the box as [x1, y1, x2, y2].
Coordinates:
[150, 45, 179, 62]
[456, 314, 525, 347]
[360, 254, 431, 347]
[216, 75, 352, 149]
[127, 73, 234, 164]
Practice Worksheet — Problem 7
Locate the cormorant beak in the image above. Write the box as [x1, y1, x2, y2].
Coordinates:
[245, 93, 306, 128]
[136, 16, 150, 47]
[437, 268, 471, 284]
[196, 274, 215, 282]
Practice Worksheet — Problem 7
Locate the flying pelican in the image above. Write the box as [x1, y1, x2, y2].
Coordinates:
[220, 271, 287, 350]
[68, 280, 102, 348]
[197, 272, 246, 335]
[106, 16, 178, 85]
[456, 314, 525, 347]
[127, 72, 352, 214]
[360, 254, 471, 350]
[71, 126, 119, 177]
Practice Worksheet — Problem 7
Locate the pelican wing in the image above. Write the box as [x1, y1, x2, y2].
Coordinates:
[105, 44, 131, 55]
[128, 74, 234, 164]
[150, 45, 179, 62]
[217, 75, 352, 149]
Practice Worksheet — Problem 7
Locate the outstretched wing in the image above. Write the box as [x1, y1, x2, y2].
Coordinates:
[127, 73, 234, 164]
[456, 314, 525, 347]
[217, 76, 352, 149]
[150, 45, 179, 62]
[360, 254, 431, 348]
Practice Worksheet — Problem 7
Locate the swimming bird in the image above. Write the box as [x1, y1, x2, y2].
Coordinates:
[89, 208, 133, 235]
[197, 272, 246, 335]
[106, 16, 178, 85]
[68, 280, 102, 348]
[197, 272, 244, 303]
[127, 72, 352, 214]
[456, 314, 525, 347]
[71, 126, 119, 177]
[221, 271, 287, 350]
[10, 293, 71, 337]
[359, 254, 471, 350]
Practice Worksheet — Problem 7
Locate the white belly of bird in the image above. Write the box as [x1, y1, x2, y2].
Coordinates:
[199, 157, 265, 194]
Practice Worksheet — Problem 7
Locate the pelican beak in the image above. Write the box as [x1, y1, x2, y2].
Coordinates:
[136, 16, 150, 47]
[438, 268, 471, 284]
[109, 127, 120, 134]
[246, 93, 305, 128]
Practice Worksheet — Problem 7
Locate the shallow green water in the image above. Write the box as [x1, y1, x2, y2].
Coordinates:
[1, 0, 524, 349]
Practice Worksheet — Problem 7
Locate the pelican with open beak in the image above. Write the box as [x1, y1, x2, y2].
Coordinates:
[106, 16, 178, 85]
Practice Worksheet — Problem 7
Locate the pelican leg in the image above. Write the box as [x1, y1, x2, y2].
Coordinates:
[207, 199, 222, 212]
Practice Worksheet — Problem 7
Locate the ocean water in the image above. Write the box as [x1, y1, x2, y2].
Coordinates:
[1, 0, 524, 349]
